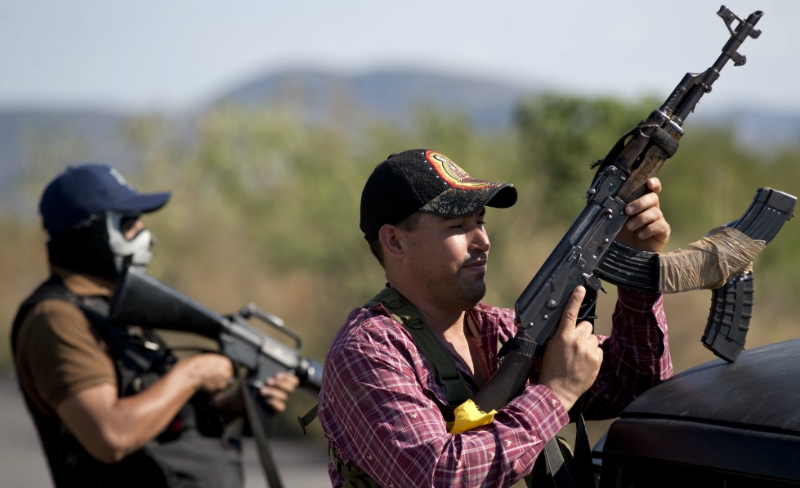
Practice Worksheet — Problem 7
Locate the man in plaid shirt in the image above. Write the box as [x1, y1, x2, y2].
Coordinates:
[318, 149, 672, 487]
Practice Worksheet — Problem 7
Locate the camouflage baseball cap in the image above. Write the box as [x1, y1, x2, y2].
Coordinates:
[360, 149, 517, 242]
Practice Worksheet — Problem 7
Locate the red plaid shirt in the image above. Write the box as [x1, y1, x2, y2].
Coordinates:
[318, 289, 671, 487]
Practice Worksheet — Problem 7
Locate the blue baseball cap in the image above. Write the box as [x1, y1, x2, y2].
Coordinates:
[40, 164, 171, 237]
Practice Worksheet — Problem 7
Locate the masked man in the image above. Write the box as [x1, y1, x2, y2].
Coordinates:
[11, 164, 298, 488]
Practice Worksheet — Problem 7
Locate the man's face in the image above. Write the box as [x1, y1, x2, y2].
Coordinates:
[402, 208, 490, 313]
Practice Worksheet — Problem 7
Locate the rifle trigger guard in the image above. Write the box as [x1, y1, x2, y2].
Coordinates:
[582, 273, 602, 293]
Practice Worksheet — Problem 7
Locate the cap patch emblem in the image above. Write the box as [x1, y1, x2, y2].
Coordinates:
[109, 168, 135, 190]
[425, 151, 497, 190]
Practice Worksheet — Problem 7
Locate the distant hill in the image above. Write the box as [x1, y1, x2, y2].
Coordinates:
[1, 68, 797, 212]
[212, 68, 528, 130]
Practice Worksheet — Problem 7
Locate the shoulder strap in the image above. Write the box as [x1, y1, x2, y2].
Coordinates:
[369, 288, 584, 488]
[298, 286, 475, 431]
[365, 287, 473, 407]
[300, 288, 478, 488]
[241, 380, 285, 488]
[21, 276, 108, 316]
[11, 276, 107, 355]
[311, 288, 543, 487]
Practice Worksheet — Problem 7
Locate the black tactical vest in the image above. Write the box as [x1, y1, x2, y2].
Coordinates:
[11, 276, 244, 488]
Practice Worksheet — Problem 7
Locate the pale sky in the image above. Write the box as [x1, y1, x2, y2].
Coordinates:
[0, 0, 797, 113]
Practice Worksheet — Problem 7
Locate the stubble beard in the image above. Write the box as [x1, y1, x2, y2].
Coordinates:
[457, 272, 487, 310]
[425, 261, 488, 313]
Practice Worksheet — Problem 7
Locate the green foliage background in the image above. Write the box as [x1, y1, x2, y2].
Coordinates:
[3, 94, 799, 437]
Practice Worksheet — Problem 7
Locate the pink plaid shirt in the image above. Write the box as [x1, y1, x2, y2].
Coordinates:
[318, 289, 671, 487]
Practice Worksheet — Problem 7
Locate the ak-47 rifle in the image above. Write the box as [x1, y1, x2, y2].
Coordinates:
[472, 6, 794, 414]
[108, 266, 322, 488]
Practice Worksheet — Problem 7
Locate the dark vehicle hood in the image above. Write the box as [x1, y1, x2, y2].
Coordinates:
[621, 337, 800, 434]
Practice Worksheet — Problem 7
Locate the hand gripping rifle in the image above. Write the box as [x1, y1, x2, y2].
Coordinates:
[474, 6, 780, 414]
[108, 266, 323, 488]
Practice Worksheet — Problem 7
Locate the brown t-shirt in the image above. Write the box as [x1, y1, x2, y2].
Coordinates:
[14, 267, 117, 416]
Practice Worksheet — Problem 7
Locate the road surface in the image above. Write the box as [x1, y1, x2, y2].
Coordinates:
[0, 375, 331, 487]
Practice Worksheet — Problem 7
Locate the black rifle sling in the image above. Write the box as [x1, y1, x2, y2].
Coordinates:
[369, 288, 538, 488]
[324, 288, 528, 487]
[373, 287, 603, 488]
[543, 438, 575, 488]
[320, 287, 583, 488]
[365, 287, 473, 408]
[534, 397, 593, 488]
[570, 397, 595, 488]
[13, 277, 110, 346]
[299, 287, 472, 428]
[297, 404, 318, 435]
[241, 378, 284, 488]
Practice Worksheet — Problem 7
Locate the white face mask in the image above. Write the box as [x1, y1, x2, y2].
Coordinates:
[106, 211, 154, 271]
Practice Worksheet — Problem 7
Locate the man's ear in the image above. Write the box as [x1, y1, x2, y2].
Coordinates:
[378, 224, 405, 259]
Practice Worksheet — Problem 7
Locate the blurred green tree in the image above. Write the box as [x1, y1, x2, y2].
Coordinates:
[515, 94, 659, 221]
[3, 94, 798, 432]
